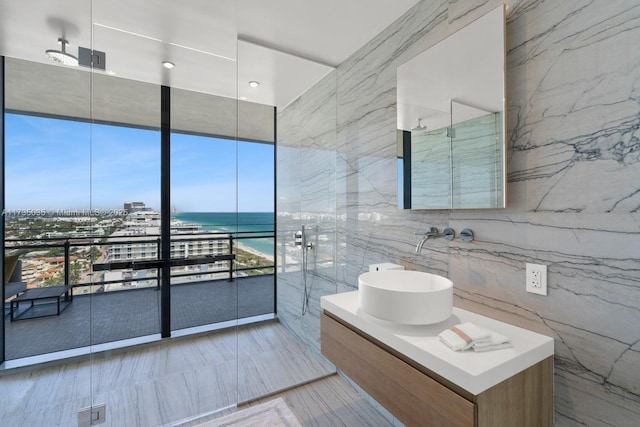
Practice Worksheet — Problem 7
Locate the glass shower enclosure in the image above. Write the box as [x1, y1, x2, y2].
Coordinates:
[0, 1, 337, 425]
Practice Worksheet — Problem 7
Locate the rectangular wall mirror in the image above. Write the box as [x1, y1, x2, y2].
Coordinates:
[397, 4, 506, 210]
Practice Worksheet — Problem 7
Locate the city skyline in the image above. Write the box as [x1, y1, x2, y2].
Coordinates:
[4, 113, 274, 213]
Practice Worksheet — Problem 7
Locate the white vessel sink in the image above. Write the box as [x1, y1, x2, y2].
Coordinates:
[358, 270, 453, 325]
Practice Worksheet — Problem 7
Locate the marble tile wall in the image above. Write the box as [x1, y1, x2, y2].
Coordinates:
[277, 1, 640, 426]
[276, 71, 338, 357]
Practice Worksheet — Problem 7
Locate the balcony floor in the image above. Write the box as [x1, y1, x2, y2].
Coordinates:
[4, 275, 274, 360]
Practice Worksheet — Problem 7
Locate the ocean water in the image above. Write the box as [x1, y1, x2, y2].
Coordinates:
[173, 212, 275, 257]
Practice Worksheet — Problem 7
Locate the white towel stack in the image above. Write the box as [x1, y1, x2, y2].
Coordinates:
[438, 322, 512, 352]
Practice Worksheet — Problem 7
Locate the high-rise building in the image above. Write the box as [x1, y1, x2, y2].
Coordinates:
[124, 201, 150, 213]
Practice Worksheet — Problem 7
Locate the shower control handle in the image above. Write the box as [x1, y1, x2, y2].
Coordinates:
[295, 230, 313, 249]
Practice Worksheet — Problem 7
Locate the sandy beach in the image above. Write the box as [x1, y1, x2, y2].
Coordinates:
[235, 240, 299, 267]
[236, 240, 274, 263]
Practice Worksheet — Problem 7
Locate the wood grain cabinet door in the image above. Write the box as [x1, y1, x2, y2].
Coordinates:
[321, 313, 476, 427]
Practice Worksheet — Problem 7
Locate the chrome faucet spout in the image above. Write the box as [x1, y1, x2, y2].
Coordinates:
[414, 227, 439, 253]
[414, 227, 455, 253]
[415, 235, 431, 253]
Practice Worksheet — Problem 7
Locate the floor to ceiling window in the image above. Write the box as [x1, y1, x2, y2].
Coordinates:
[3, 113, 164, 357]
[169, 131, 275, 333]
[2, 57, 276, 362]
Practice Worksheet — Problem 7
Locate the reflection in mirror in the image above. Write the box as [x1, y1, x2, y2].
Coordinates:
[397, 5, 505, 210]
[451, 100, 503, 208]
[410, 107, 451, 209]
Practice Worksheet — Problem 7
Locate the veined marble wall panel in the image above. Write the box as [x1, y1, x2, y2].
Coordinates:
[276, 267, 337, 356]
[277, 0, 639, 424]
[330, 0, 640, 426]
[276, 71, 337, 357]
[335, 0, 450, 294]
[503, 1, 640, 214]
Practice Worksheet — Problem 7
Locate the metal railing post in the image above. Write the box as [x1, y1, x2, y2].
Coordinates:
[228, 235, 234, 282]
[156, 237, 161, 290]
[64, 239, 70, 286]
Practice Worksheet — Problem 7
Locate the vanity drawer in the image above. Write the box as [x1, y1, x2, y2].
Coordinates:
[321, 312, 476, 427]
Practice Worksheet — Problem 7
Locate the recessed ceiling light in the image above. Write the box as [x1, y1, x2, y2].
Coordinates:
[162, 61, 175, 69]
[248, 81, 260, 88]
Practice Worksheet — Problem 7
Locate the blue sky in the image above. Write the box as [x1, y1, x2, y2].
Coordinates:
[4, 114, 274, 212]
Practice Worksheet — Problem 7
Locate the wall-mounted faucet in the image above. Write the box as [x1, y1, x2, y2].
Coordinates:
[414, 227, 455, 253]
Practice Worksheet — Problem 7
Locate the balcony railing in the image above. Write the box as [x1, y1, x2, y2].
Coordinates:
[5, 230, 275, 292]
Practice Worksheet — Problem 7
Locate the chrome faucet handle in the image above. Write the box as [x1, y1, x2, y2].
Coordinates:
[414, 226, 439, 236]
[459, 228, 474, 243]
[442, 227, 455, 241]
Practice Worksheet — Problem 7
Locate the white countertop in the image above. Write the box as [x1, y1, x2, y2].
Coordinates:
[321, 291, 554, 395]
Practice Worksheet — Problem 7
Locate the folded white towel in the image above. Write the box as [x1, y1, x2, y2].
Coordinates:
[438, 322, 492, 351]
[473, 342, 513, 352]
[438, 329, 470, 351]
[471, 331, 512, 352]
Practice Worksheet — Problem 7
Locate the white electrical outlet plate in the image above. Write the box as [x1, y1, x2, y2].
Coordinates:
[526, 263, 547, 295]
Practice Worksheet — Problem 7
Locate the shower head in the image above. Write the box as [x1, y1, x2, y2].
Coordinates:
[45, 38, 79, 66]
[411, 118, 427, 131]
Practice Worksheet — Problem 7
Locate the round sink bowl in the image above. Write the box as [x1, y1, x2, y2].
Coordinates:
[358, 270, 453, 325]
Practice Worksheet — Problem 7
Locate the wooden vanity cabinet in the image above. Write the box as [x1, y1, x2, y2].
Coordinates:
[321, 312, 553, 427]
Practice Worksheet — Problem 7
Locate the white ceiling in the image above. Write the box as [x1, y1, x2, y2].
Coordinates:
[0, 0, 420, 108]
